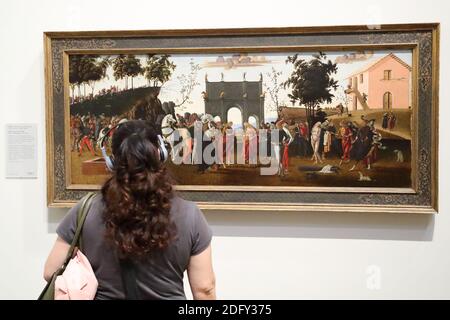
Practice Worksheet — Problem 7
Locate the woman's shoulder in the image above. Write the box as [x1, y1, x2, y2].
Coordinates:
[75, 193, 105, 217]
[170, 195, 212, 250]
[169, 195, 205, 225]
[84, 192, 104, 209]
[170, 195, 199, 213]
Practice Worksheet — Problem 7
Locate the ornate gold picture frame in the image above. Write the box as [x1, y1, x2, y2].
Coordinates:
[45, 23, 439, 213]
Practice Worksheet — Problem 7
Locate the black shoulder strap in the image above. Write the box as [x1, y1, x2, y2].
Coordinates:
[119, 258, 141, 300]
[66, 192, 96, 263]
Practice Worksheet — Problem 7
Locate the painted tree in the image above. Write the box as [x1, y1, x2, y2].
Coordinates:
[144, 54, 176, 87]
[84, 55, 112, 96]
[78, 55, 99, 97]
[69, 55, 99, 98]
[283, 52, 338, 127]
[264, 67, 283, 112]
[123, 55, 143, 89]
[112, 54, 128, 89]
[335, 84, 352, 115]
[175, 59, 200, 110]
[70, 55, 110, 99]
[69, 55, 82, 99]
[86, 57, 108, 95]
[97, 57, 110, 79]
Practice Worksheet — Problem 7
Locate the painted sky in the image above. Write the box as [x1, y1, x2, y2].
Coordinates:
[72, 50, 412, 122]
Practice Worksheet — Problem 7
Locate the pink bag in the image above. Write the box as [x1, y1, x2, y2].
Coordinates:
[54, 250, 98, 300]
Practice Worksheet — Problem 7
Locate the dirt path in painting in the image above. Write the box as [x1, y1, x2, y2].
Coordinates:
[166, 156, 411, 188]
[71, 139, 411, 188]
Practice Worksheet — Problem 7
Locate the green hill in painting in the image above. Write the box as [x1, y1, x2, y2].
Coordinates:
[70, 86, 156, 116]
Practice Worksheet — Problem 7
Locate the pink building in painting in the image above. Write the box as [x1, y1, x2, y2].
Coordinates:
[345, 53, 412, 111]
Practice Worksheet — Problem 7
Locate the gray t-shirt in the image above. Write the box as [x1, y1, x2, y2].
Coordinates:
[56, 194, 212, 300]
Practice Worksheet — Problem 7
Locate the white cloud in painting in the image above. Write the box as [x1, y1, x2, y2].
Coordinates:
[202, 54, 272, 69]
[334, 51, 374, 64]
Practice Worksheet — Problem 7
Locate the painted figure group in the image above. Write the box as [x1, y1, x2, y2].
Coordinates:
[70, 113, 121, 156]
[71, 109, 384, 177]
[160, 110, 386, 176]
[382, 112, 397, 130]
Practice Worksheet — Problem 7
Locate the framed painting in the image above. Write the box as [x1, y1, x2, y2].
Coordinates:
[44, 23, 439, 213]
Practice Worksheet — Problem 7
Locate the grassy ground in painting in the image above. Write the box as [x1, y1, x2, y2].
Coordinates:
[71, 139, 411, 188]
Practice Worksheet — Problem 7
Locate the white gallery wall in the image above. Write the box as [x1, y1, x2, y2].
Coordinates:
[0, 0, 449, 299]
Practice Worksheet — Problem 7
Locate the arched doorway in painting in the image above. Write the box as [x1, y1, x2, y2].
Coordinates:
[227, 107, 243, 130]
[248, 115, 258, 128]
[383, 92, 393, 110]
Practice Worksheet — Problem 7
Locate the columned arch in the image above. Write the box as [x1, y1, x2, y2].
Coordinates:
[227, 106, 243, 129]
[248, 115, 259, 128]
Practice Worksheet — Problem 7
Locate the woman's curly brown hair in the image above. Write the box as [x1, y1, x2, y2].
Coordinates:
[101, 120, 176, 258]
